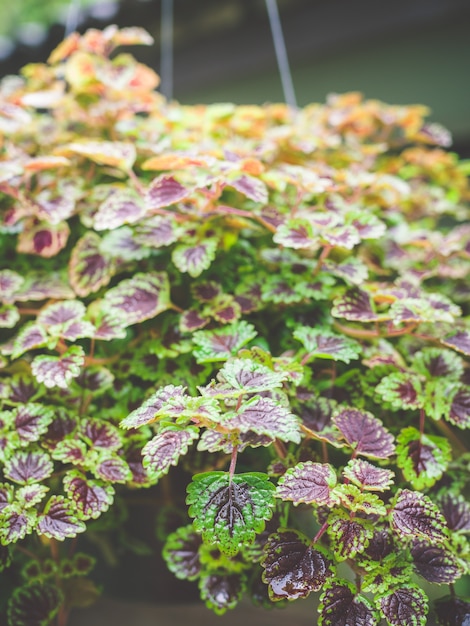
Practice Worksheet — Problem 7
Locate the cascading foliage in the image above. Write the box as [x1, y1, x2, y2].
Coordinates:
[0, 25, 469, 626]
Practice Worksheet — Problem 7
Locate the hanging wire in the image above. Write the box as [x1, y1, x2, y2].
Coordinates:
[65, 0, 82, 37]
[160, 0, 174, 100]
[264, 0, 297, 109]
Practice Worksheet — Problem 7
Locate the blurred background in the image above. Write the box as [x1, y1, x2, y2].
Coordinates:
[1, 0, 470, 154]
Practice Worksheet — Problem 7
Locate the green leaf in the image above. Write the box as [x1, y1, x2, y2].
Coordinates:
[69, 232, 115, 297]
[273, 218, 318, 249]
[186, 471, 276, 555]
[0, 304, 19, 328]
[396, 427, 452, 490]
[103, 272, 171, 325]
[293, 326, 362, 363]
[7, 582, 63, 626]
[192, 321, 257, 363]
[327, 510, 374, 561]
[37, 496, 86, 540]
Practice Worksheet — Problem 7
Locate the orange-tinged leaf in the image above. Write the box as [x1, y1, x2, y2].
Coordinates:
[141, 154, 209, 171]
[23, 156, 71, 171]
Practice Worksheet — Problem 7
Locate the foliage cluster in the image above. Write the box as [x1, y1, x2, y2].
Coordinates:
[0, 26, 470, 626]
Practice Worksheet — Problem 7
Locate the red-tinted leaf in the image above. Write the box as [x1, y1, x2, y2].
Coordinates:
[142, 426, 199, 479]
[17, 220, 70, 258]
[37, 496, 86, 540]
[8, 375, 40, 404]
[179, 309, 210, 332]
[391, 489, 447, 542]
[332, 288, 378, 321]
[134, 214, 180, 248]
[342, 459, 394, 491]
[31, 346, 84, 389]
[81, 419, 121, 450]
[410, 539, 462, 583]
[441, 331, 470, 356]
[0, 507, 37, 544]
[333, 408, 395, 459]
[63, 471, 114, 520]
[94, 188, 146, 230]
[104, 272, 170, 325]
[14, 404, 54, 445]
[319, 580, 379, 626]
[94, 456, 132, 483]
[379, 585, 428, 626]
[146, 175, 191, 209]
[199, 573, 244, 615]
[261, 529, 333, 600]
[276, 462, 338, 506]
[4, 450, 53, 485]
[69, 232, 115, 297]
[273, 218, 317, 249]
[226, 396, 301, 444]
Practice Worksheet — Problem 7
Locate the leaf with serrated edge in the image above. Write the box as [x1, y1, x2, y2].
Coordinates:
[69, 231, 115, 297]
[37, 496, 86, 540]
[396, 427, 451, 490]
[410, 539, 462, 583]
[375, 372, 424, 411]
[192, 321, 257, 363]
[64, 140, 136, 170]
[120, 385, 188, 429]
[319, 580, 379, 626]
[7, 582, 63, 626]
[225, 396, 301, 444]
[293, 326, 362, 363]
[94, 188, 146, 230]
[4, 450, 54, 485]
[172, 238, 218, 278]
[391, 489, 447, 542]
[261, 529, 333, 600]
[14, 404, 55, 445]
[437, 493, 470, 532]
[31, 346, 84, 389]
[327, 510, 374, 561]
[146, 175, 191, 208]
[187, 471, 275, 555]
[378, 585, 428, 626]
[199, 573, 244, 615]
[142, 426, 199, 479]
[331, 288, 379, 322]
[333, 408, 395, 459]
[103, 272, 171, 325]
[162, 524, 202, 580]
[342, 459, 394, 491]
[441, 330, 470, 356]
[0, 507, 37, 544]
[276, 462, 338, 506]
[63, 471, 114, 520]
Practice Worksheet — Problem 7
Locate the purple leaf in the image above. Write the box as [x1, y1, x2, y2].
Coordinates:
[276, 462, 338, 505]
[172, 238, 218, 277]
[333, 408, 395, 459]
[327, 511, 374, 560]
[0, 484, 14, 511]
[7, 582, 63, 626]
[396, 427, 451, 490]
[435, 596, 470, 626]
[323, 258, 369, 286]
[375, 373, 424, 411]
[217, 358, 286, 394]
[51, 439, 87, 465]
[37, 300, 85, 328]
[226, 396, 301, 444]
[94, 456, 132, 483]
[162, 525, 202, 580]
[0, 507, 37, 543]
[8, 375, 40, 404]
[379, 585, 428, 626]
[441, 331, 470, 356]
[100, 226, 152, 262]
[261, 529, 333, 600]
[146, 175, 191, 209]
[322, 225, 360, 249]
[37, 496, 86, 540]
[142, 426, 199, 479]
[81, 419, 121, 450]
[4, 450, 53, 484]
[69, 232, 115, 297]
[319, 580, 379, 626]
[16, 484, 49, 509]
[412, 347, 463, 380]
[192, 281, 222, 302]
[293, 326, 361, 363]
[342, 459, 394, 491]
[448, 386, 470, 428]
[229, 174, 268, 203]
[17, 220, 70, 258]
[391, 489, 447, 542]
[437, 493, 470, 532]
[120, 385, 188, 429]
[14, 404, 54, 445]
[332, 288, 378, 322]
[63, 471, 114, 520]
[134, 215, 180, 248]
[364, 529, 395, 563]
[103, 272, 171, 325]
[410, 539, 462, 583]
[35, 190, 75, 225]
[31, 346, 84, 389]
[0, 304, 19, 328]
[94, 188, 146, 230]
[199, 573, 244, 615]
[273, 218, 317, 249]
[0, 270, 24, 302]
[179, 309, 210, 332]
[12, 323, 49, 359]
[13, 273, 74, 302]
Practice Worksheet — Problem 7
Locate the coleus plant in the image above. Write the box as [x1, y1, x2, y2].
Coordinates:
[0, 25, 469, 626]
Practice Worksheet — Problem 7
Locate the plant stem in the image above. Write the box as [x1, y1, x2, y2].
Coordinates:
[229, 445, 238, 481]
[312, 520, 328, 545]
[273, 439, 287, 459]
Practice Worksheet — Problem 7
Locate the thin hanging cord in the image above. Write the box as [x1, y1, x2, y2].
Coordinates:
[265, 0, 297, 109]
[65, 0, 81, 37]
[160, 0, 174, 100]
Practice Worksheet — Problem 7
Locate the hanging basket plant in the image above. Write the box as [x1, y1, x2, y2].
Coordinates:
[0, 26, 469, 626]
